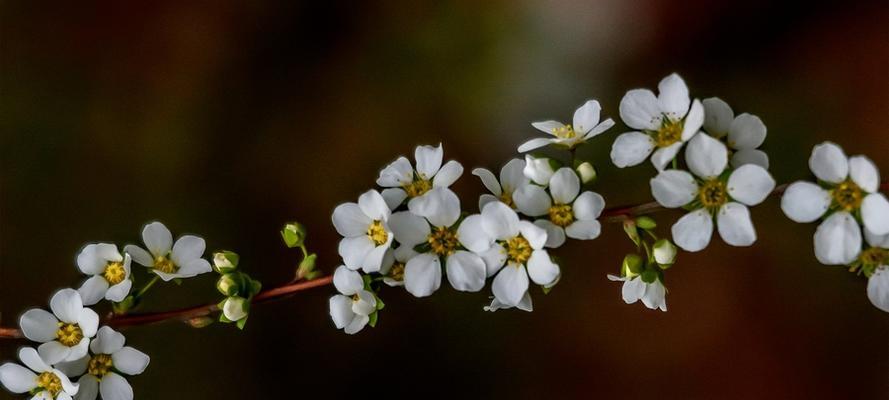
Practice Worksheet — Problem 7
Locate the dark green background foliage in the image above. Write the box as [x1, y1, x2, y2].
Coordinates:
[1, 1, 887, 398]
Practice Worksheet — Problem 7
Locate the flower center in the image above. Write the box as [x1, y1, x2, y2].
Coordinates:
[403, 179, 432, 198]
[699, 179, 728, 209]
[366, 221, 388, 246]
[153, 255, 177, 274]
[505, 236, 532, 265]
[56, 322, 83, 347]
[551, 124, 576, 139]
[860, 247, 889, 267]
[36, 372, 62, 396]
[103, 262, 126, 285]
[548, 204, 574, 227]
[832, 180, 863, 211]
[654, 119, 683, 148]
[388, 263, 405, 281]
[87, 354, 114, 378]
[427, 227, 459, 256]
[499, 191, 515, 208]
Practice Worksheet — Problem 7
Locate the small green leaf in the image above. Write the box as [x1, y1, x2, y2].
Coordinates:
[368, 311, 379, 327]
[375, 294, 385, 310]
[236, 316, 248, 330]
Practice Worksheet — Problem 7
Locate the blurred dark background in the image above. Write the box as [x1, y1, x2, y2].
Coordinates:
[1, 1, 887, 398]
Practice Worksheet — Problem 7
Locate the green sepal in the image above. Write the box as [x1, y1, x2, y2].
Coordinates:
[541, 285, 553, 295]
[375, 294, 385, 310]
[281, 222, 306, 248]
[635, 216, 657, 230]
[368, 311, 379, 327]
[236, 316, 248, 330]
[641, 268, 658, 284]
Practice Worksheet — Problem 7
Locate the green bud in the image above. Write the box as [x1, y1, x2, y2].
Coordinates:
[640, 268, 658, 284]
[653, 239, 677, 267]
[216, 273, 243, 296]
[635, 216, 657, 230]
[213, 251, 239, 273]
[296, 253, 317, 280]
[281, 222, 306, 248]
[621, 254, 643, 278]
[623, 220, 640, 246]
[575, 162, 597, 184]
[222, 296, 249, 322]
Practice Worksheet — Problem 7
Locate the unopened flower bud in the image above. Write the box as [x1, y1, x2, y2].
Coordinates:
[222, 296, 249, 322]
[635, 216, 657, 230]
[653, 239, 677, 267]
[297, 253, 317, 280]
[213, 251, 239, 273]
[575, 162, 597, 184]
[523, 155, 555, 185]
[281, 222, 306, 248]
[623, 220, 640, 246]
[216, 273, 242, 296]
[622, 254, 643, 277]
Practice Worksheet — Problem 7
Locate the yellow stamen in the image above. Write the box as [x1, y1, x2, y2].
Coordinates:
[103, 262, 126, 285]
[389, 263, 405, 281]
[505, 236, 532, 265]
[654, 119, 683, 148]
[153, 256, 177, 274]
[403, 179, 432, 198]
[36, 372, 62, 396]
[56, 323, 83, 347]
[499, 191, 515, 208]
[427, 227, 459, 256]
[833, 180, 863, 211]
[860, 247, 889, 266]
[367, 221, 388, 246]
[551, 124, 576, 139]
[699, 179, 727, 210]
[87, 354, 114, 378]
[548, 204, 574, 227]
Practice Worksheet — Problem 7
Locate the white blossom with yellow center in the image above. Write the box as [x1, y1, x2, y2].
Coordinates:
[781, 142, 889, 265]
[124, 221, 212, 282]
[54, 326, 150, 400]
[329, 266, 377, 335]
[606, 275, 667, 312]
[650, 134, 776, 252]
[388, 187, 487, 297]
[75, 243, 132, 306]
[375, 143, 464, 210]
[332, 190, 394, 273]
[472, 158, 530, 210]
[517, 100, 615, 153]
[19, 289, 99, 364]
[702, 97, 769, 169]
[513, 167, 606, 248]
[611, 73, 705, 171]
[0, 347, 79, 399]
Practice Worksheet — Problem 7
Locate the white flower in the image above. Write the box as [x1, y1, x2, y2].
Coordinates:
[75, 244, 132, 306]
[611, 73, 704, 171]
[606, 275, 667, 311]
[862, 229, 889, 312]
[483, 293, 533, 312]
[523, 155, 555, 186]
[379, 245, 415, 287]
[781, 142, 889, 265]
[513, 167, 605, 248]
[650, 134, 776, 252]
[222, 297, 249, 322]
[0, 347, 78, 399]
[19, 289, 99, 364]
[329, 266, 377, 334]
[376, 143, 464, 209]
[868, 266, 889, 312]
[54, 326, 150, 400]
[464, 202, 559, 308]
[473, 158, 530, 210]
[702, 97, 769, 169]
[331, 190, 394, 273]
[518, 100, 615, 152]
[388, 188, 487, 296]
[123, 222, 212, 282]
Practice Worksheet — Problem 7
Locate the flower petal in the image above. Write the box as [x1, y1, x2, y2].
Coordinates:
[445, 251, 486, 292]
[685, 132, 728, 179]
[531, 120, 564, 135]
[105, 280, 132, 304]
[361, 240, 391, 273]
[862, 193, 889, 235]
[513, 185, 551, 217]
[352, 290, 377, 316]
[867, 268, 889, 312]
[727, 164, 775, 206]
[20, 309, 59, 342]
[358, 190, 390, 221]
[573, 100, 601, 134]
[472, 167, 501, 196]
[407, 187, 460, 227]
[55, 356, 88, 378]
[112, 347, 150, 376]
[0, 363, 37, 393]
[492, 264, 529, 307]
[333, 265, 364, 296]
[680, 100, 704, 141]
[780, 181, 831, 223]
[728, 113, 766, 150]
[500, 158, 529, 193]
[388, 211, 431, 246]
[865, 227, 889, 248]
[141, 222, 172, 257]
[610, 132, 654, 168]
[657, 73, 690, 120]
[621, 278, 645, 304]
[376, 156, 413, 187]
[174, 258, 212, 278]
[37, 341, 71, 365]
[702, 97, 733, 138]
[527, 250, 560, 286]
[478, 194, 499, 211]
[717, 203, 757, 247]
[549, 167, 580, 204]
[671, 208, 714, 252]
[50, 288, 83, 324]
[99, 372, 133, 400]
[731, 149, 769, 170]
[91, 326, 125, 355]
[404, 253, 441, 297]
[479, 245, 507, 277]
[415, 143, 443, 179]
[650, 170, 698, 208]
[650, 142, 683, 172]
[518, 220, 548, 250]
[583, 118, 615, 139]
[76, 245, 105, 275]
[77, 308, 99, 338]
[77, 375, 100, 400]
[338, 236, 374, 270]
[344, 314, 369, 335]
[171, 235, 205, 266]
[534, 220, 566, 248]
[565, 220, 601, 240]
[380, 188, 407, 210]
[573, 191, 605, 220]
[814, 211, 862, 265]
[19, 347, 50, 373]
[641, 280, 667, 312]
[433, 160, 463, 188]
[620, 89, 661, 130]
[123, 245, 152, 267]
[849, 155, 880, 193]
[328, 295, 354, 329]
[523, 155, 555, 185]
[808, 142, 848, 184]
[331, 203, 371, 237]
[457, 214, 492, 253]
[517, 138, 555, 153]
[481, 202, 519, 240]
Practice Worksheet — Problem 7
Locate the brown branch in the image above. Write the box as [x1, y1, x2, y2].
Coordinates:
[1, 181, 886, 340]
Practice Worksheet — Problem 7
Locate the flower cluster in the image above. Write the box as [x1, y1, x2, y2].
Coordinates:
[781, 142, 889, 311]
[1, 222, 219, 399]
